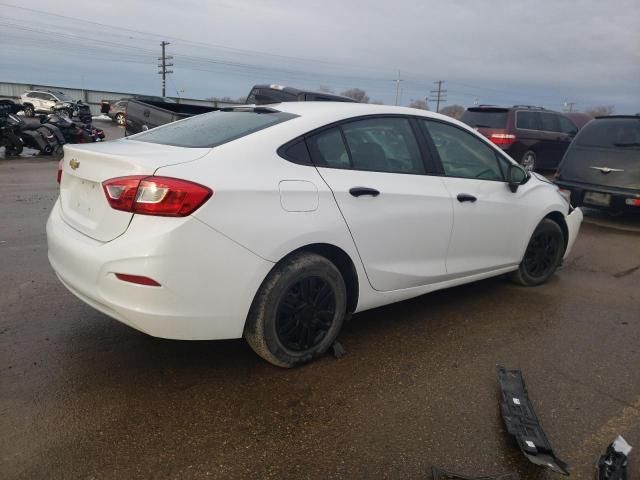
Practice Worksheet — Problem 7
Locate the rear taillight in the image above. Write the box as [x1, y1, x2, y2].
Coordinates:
[489, 133, 516, 146]
[625, 198, 640, 207]
[57, 159, 62, 184]
[102, 176, 212, 217]
[115, 273, 161, 286]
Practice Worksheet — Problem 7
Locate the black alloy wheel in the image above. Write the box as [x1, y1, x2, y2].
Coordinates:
[523, 230, 562, 279]
[510, 218, 564, 286]
[275, 276, 336, 352]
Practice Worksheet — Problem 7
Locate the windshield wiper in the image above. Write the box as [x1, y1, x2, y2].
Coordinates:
[613, 142, 640, 147]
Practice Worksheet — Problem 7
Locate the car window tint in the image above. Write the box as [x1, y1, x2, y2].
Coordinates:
[558, 115, 578, 135]
[307, 128, 350, 168]
[132, 110, 297, 148]
[341, 117, 425, 174]
[423, 120, 504, 181]
[461, 109, 509, 128]
[516, 111, 540, 130]
[540, 112, 560, 132]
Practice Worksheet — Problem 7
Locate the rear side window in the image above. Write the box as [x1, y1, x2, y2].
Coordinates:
[341, 117, 425, 174]
[307, 128, 351, 168]
[576, 118, 640, 149]
[461, 109, 508, 129]
[132, 110, 297, 148]
[516, 111, 540, 130]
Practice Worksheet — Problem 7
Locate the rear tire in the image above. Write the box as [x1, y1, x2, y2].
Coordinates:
[23, 104, 34, 117]
[510, 219, 565, 286]
[521, 150, 536, 172]
[244, 252, 347, 368]
[115, 113, 125, 126]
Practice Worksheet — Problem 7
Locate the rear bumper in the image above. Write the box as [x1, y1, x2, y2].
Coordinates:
[46, 200, 274, 340]
[556, 180, 640, 212]
[563, 207, 583, 260]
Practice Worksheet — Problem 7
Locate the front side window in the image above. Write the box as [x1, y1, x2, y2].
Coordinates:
[132, 109, 297, 148]
[539, 112, 560, 132]
[558, 115, 578, 135]
[423, 120, 505, 181]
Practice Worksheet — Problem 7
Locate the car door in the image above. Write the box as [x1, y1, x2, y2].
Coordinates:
[515, 110, 554, 164]
[28, 92, 43, 110]
[306, 116, 453, 291]
[421, 119, 532, 277]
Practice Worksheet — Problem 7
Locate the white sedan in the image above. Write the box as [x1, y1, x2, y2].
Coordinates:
[47, 102, 582, 367]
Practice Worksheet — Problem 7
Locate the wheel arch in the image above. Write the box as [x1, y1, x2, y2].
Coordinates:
[279, 243, 359, 314]
[543, 211, 569, 253]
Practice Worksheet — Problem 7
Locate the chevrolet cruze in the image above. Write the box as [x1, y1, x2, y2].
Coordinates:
[47, 102, 583, 367]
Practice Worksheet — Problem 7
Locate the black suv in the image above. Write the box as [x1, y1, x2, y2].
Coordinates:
[460, 105, 580, 171]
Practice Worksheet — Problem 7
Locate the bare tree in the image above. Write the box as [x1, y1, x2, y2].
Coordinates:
[370, 100, 385, 105]
[584, 105, 615, 117]
[439, 104, 465, 120]
[206, 96, 246, 104]
[408, 99, 429, 110]
[317, 85, 335, 93]
[340, 88, 370, 103]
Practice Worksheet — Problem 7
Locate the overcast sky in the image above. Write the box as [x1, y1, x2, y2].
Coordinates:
[1, 0, 639, 112]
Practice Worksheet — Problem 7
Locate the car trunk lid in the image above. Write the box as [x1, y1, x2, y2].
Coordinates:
[59, 139, 210, 242]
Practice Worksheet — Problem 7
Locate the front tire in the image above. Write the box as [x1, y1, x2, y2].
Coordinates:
[23, 104, 34, 117]
[510, 219, 565, 286]
[244, 252, 347, 367]
[115, 113, 125, 126]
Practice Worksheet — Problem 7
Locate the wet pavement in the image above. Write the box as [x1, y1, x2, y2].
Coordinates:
[1, 143, 639, 479]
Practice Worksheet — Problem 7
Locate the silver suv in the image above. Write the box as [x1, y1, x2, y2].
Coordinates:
[19, 90, 76, 117]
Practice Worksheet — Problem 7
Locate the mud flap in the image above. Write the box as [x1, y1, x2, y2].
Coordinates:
[497, 366, 570, 475]
[431, 467, 519, 479]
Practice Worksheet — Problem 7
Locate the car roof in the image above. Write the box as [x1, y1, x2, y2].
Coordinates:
[246, 101, 475, 136]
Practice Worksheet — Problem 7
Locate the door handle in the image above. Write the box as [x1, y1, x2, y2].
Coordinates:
[456, 193, 477, 203]
[349, 187, 380, 197]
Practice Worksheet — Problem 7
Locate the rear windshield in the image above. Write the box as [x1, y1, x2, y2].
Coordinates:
[131, 110, 297, 148]
[461, 109, 508, 129]
[576, 118, 640, 149]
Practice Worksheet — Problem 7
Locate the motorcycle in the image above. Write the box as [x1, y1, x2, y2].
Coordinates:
[0, 101, 24, 156]
[43, 113, 105, 143]
[52, 100, 92, 124]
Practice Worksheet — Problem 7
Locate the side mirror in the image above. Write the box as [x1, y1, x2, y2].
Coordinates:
[507, 164, 528, 192]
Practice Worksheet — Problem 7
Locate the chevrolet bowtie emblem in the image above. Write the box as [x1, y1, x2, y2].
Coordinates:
[590, 166, 623, 174]
[69, 159, 80, 170]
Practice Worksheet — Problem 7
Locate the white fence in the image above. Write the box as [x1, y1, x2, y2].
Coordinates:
[0, 81, 222, 115]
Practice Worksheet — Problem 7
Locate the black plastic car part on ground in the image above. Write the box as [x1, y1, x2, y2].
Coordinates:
[431, 467, 520, 479]
[555, 115, 640, 213]
[497, 366, 570, 475]
[597, 435, 632, 480]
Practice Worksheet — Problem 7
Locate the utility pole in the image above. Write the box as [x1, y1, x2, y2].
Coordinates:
[563, 101, 575, 113]
[393, 70, 404, 106]
[429, 80, 447, 112]
[158, 41, 173, 97]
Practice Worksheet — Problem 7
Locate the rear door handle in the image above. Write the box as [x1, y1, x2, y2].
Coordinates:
[456, 193, 477, 203]
[349, 187, 380, 197]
